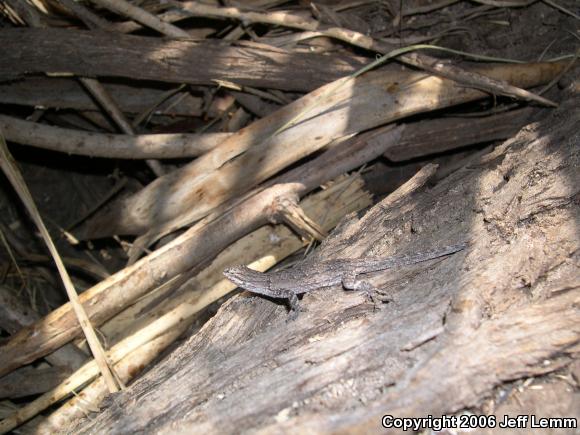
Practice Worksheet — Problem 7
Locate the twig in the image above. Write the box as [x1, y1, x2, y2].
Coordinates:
[213, 80, 288, 105]
[57, 0, 114, 30]
[131, 84, 186, 128]
[90, 0, 190, 38]
[542, 0, 580, 20]
[80, 78, 165, 176]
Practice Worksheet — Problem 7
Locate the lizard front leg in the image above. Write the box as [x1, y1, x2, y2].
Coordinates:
[276, 290, 300, 320]
[285, 291, 300, 312]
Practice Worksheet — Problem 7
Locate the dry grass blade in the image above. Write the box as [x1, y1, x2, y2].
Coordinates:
[0, 135, 120, 396]
[542, 0, 580, 20]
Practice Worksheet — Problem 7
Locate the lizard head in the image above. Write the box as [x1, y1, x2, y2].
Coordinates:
[223, 265, 270, 292]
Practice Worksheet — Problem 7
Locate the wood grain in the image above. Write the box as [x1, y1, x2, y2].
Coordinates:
[0, 28, 368, 92]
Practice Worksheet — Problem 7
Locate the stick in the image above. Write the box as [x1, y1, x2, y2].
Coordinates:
[0, 114, 229, 159]
[90, 0, 189, 38]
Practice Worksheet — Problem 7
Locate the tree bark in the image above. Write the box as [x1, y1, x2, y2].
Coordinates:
[0, 28, 367, 92]
[70, 88, 579, 434]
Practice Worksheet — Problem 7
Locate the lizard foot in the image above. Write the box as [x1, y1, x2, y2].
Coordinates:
[343, 277, 379, 304]
[287, 305, 306, 322]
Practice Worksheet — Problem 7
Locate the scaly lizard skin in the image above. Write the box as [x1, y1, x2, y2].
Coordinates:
[223, 242, 466, 313]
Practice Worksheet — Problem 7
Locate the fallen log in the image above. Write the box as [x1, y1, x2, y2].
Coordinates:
[0, 28, 368, 92]
[68, 88, 580, 434]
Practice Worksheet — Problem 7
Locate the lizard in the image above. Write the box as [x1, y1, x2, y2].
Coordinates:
[223, 242, 466, 314]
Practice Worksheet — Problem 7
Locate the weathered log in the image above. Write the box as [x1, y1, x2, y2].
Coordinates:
[69, 89, 579, 434]
[0, 28, 368, 92]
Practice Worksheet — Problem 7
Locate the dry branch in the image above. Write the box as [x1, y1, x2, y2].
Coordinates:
[384, 107, 535, 161]
[0, 105, 535, 161]
[0, 115, 229, 159]
[90, 0, 190, 38]
[77, 61, 566, 240]
[0, 28, 368, 92]
[57, 0, 115, 31]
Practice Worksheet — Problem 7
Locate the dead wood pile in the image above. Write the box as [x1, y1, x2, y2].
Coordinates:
[0, 1, 577, 434]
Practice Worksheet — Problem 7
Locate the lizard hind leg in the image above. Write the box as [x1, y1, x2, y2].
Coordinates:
[342, 274, 378, 303]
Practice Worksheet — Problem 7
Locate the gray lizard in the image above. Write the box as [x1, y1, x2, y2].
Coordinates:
[224, 242, 466, 313]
